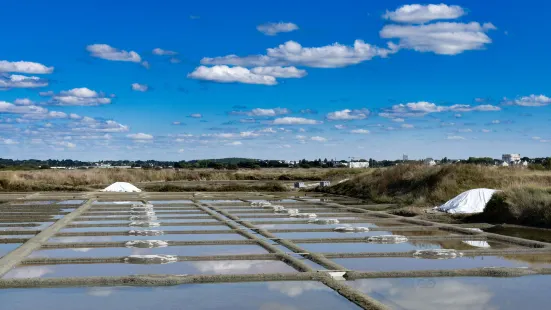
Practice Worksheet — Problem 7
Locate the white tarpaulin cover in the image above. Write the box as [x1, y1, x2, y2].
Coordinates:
[437, 188, 497, 214]
[101, 182, 142, 193]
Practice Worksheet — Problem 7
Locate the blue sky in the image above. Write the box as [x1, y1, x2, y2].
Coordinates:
[1, 0, 550, 161]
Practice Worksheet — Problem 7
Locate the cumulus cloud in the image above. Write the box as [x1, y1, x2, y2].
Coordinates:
[326, 108, 370, 120]
[127, 133, 153, 140]
[86, 44, 142, 62]
[201, 40, 397, 68]
[351, 129, 370, 134]
[502, 94, 551, 107]
[226, 141, 242, 146]
[0, 60, 53, 74]
[14, 98, 33, 106]
[380, 101, 500, 118]
[71, 119, 129, 133]
[189, 113, 202, 118]
[0, 138, 18, 145]
[447, 135, 465, 140]
[248, 108, 290, 117]
[152, 48, 177, 56]
[273, 117, 321, 125]
[257, 22, 299, 36]
[401, 124, 414, 129]
[188, 65, 277, 85]
[45, 88, 112, 106]
[250, 66, 307, 78]
[0, 74, 48, 89]
[380, 22, 496, 55]
[131, 83, 149, 92]
[383, 4, 465, 24]
[310, 136, 327, 142]
[0, 101, 47, 114]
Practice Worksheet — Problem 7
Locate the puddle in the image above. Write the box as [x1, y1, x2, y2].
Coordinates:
[149, 200, 194, 204]
[10, 201, 56, 205]
[57, 200, 85, 205]
[60, 225, 230, 233]
[334, 254, 551, 272]
[1, 243, 22, 257]
[200, 200, 243, 203]
[48, 234, 247, 243]
[4, 260, 296, 279]
[0, 281, 360, 310]
[348, 276, 551, 310]
[483, 226, 551, 243]
[29, 245, 269, 258]
[256, 222, 406, 230]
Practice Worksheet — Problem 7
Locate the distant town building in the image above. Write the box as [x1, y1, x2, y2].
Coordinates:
[319, 181, 331, 187]
[500, 161, 510, 167]
[424, 158, 436, 166]
[403, 154, 409, 161]
[348, 162, 369, 168]
[294, 182, 305, 189]
[502, 154, 521, 165]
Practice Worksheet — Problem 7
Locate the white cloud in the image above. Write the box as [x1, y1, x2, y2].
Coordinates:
[260, 127, 277, 133]
[152, 48, 177, 56]
[189, 113, 202, 118]
[401, 124, 414, 129]
[273, 117, 321, 125]
[188, 65, 277, 85]
[201, 40, 397, 69]
[131, 83, 149, 92]
[481, 129, 491, 133]
[392, 118, 405, 122]
[0, 101, 47, 114]
[381, 101, 500, 118]
[351, 129, 370, 134]
[295, 135, 306, 140]
[503, 94, 551, 107]
[0, 138, 18, 145]
[240, 131, 260, 137]
[458, 128, 473, 132]
[14, 98, 33, 106]
[257, 22, 299, 36]
[0, 60, 53, 74]
[326, 108, 370, 120]
[248, 108, 290, 117]
[53, 141, 76, 148]
[86, 44, 141, 62]
[69, 113, 81, 120]
[334, 124, 347, 130]
[380, 22, 496, 55]
[72, 119, 129, 133]
[178, 148, 185, 153]
[0, 74, 48, 89]
[251, 66, 307, 78]
[310, 136, 327, 142]
[127, 133, 153, 140]
[48, 87, 112, 106]
[226, 141, 242, 146]
[532, 136, 542, 140]
[447, 135, 465, 140]
[491, 120, 500, 124]
[383, 4, 465, 24]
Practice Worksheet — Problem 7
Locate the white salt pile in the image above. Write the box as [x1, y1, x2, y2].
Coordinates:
[128, 230, 164, 236]
[413, 249, 463, 259]
[334, 226, 370, 233]
[367, 235, 408, 244]
[124, 255, 177, 264]
[101, 182, 142, 193]
[125, 240, 169, 248]
[436, 188, 498, 214]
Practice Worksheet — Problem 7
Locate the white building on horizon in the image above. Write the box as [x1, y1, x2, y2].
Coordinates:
[502, 154, 521, 165]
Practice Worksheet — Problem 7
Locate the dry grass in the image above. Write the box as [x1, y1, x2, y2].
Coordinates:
[320, 164, 551, 205]
[0, 168, 362, 191]
[483, 187, 551, 227]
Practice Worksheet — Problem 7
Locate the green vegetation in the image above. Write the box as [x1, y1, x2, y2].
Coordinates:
[319, 164, 551, 205]
[0, 168, 362, 191]
[482, 187, 551, 227]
